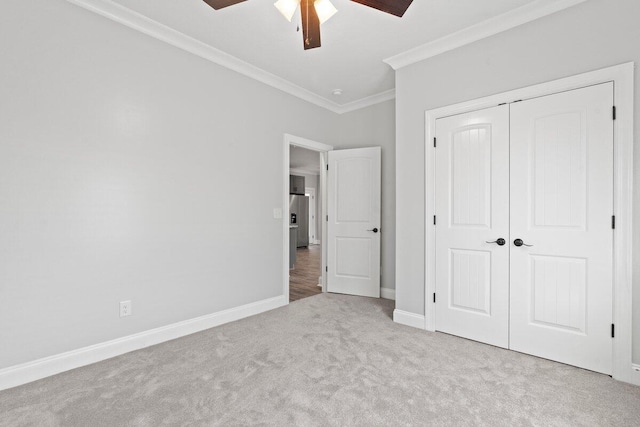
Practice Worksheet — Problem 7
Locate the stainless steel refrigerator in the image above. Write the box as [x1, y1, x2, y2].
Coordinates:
[289, 195, 309, 248]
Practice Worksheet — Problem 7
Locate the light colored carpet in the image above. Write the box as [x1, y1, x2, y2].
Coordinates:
[1, 293, 640, 426]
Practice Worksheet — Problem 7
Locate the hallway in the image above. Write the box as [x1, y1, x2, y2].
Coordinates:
[289, 244, 322, 302]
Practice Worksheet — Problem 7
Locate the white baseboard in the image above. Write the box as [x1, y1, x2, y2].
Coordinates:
[393, 309, 426, 330]
[381, 287, 396, 300]
[0, 295, 288, 391]
[629, 364, 640, 386]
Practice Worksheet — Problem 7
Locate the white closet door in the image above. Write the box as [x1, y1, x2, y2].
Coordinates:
[435, 105, 510, 348]
[510, 83, 614, 374]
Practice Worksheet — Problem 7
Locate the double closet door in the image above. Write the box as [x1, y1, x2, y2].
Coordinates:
[434, 83, 614, 374]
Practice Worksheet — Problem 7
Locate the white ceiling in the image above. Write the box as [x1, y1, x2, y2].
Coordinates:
[106, 0, 537, 105]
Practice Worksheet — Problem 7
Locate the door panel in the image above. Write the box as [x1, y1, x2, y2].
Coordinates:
[510, 83, 614, 374]
[450, 249, 491, 314]
[435, 105, 510, 348]
[530, 255, 587, 333]
[327, 147, 381, 298]
[531, 112, 587, 229]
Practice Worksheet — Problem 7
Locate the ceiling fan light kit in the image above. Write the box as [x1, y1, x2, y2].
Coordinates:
[313, 0, 338, 24]
[202, 0, 414, 50]
[274, 0, 337, 25]
[274, 0, 300, 22]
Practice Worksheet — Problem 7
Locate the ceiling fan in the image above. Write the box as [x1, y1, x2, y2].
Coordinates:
[202, 0, 414, 50]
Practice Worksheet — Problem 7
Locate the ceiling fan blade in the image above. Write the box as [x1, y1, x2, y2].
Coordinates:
[301, 0, 321, 50]
[350, 0, 413, 17]
[202, 0, 247, 10]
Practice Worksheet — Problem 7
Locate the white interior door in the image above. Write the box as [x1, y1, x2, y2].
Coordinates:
[435, 105, 510, 348]
[510, 83, 614, 374]
[327, 147, 381, 298]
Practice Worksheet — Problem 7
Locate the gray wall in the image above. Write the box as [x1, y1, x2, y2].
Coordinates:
[394, 0, 640, 362]
[0, 0, 344, 368]
[338, 100, 396, 291]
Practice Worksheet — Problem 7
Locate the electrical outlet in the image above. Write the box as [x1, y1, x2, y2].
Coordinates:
[120, 300, 132, 317]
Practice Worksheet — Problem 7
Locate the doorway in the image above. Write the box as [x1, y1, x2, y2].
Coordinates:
[283, 134, 384, 303]
[284, 135, 332, 303]
[289, 150, 322, 302]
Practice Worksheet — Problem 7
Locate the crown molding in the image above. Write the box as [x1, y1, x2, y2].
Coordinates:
[333, 89, 396, 114]
[65, 0, 394, 114]
[383, 0, 589, 70]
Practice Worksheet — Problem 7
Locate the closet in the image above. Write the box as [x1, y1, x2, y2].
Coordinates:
[434, 83, 614, 374]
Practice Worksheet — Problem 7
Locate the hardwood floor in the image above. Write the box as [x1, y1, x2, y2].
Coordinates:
[289, 244, 322, 302]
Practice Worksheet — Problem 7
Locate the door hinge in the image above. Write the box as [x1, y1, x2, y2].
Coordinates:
[433, 293, 436, 303]
[612, 106, 617, 120]
[433, 215, 436, 225]
[326, 164, 329, 171]
[612, 215, 616, 229]
[326, 266, 328, 272]
[433, 137, 437, 148]
[611, 323, 615, 338]
[326, 215, 328, 221]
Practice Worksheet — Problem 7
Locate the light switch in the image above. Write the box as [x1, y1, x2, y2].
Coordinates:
[273, 208, 283, 219]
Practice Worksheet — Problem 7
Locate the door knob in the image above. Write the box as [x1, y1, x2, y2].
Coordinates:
[486, 238, 506, 246]
[367, 227, 379, 233]
[514, 238, 533, 247]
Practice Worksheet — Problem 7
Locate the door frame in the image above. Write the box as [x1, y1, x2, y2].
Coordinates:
[283, 134, 333, 299]
[424, 62, 635, 384]
[305, 187, 318, 244]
